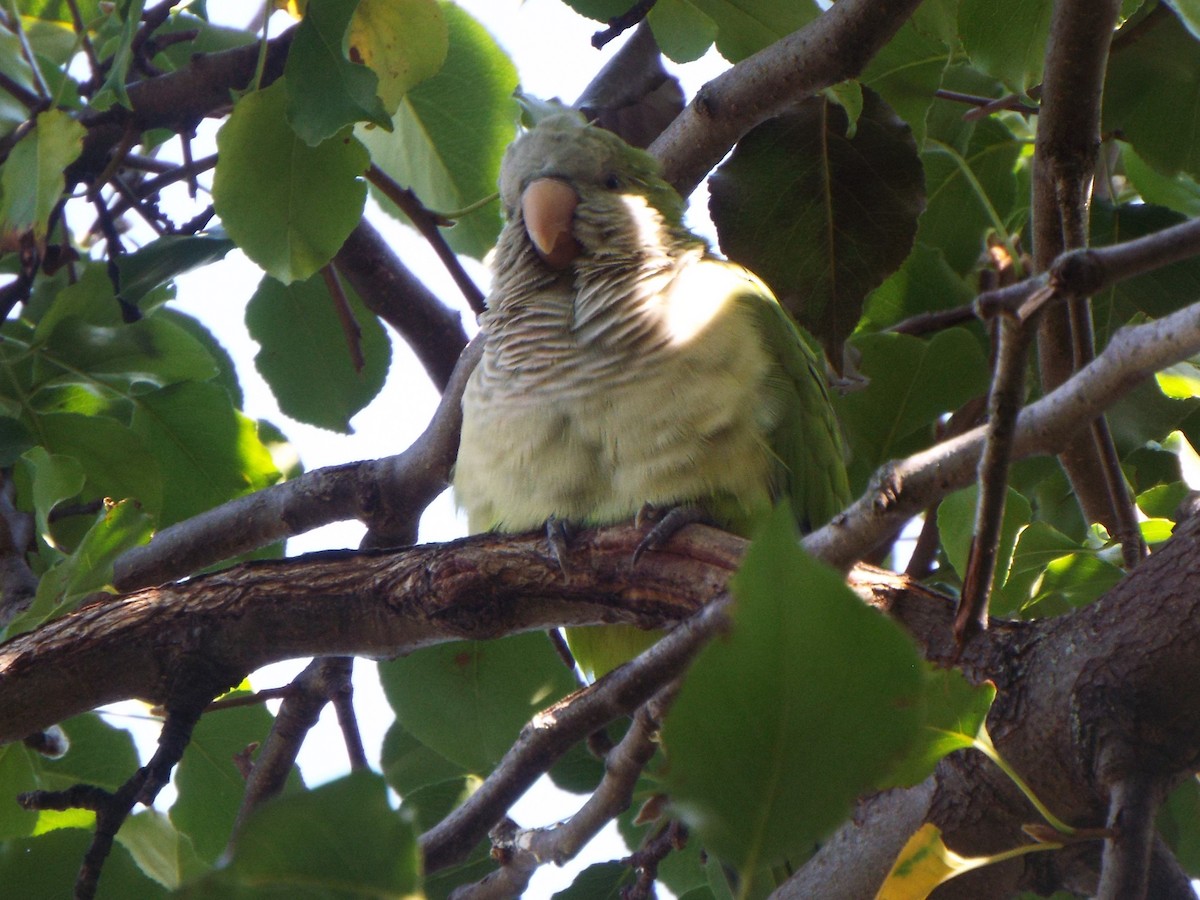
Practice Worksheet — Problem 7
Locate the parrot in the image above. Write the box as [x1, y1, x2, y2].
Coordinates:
[453, 113, 850, 680]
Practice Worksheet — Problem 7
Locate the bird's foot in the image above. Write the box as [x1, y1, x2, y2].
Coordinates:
[546, 515, 577, 576]
[633, 504, 712, 565]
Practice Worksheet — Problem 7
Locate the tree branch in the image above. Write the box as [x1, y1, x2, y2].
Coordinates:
[1032, 0, 1137, 558]
[807, 292, 1200, 570]
[112, 337, 481, 590]
[649, 0, 924, 196]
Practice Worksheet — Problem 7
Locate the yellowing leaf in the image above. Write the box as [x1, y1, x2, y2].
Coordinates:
[876, 823, 1062, 899]
[349, 0, 449, 113]
[876, 824, 964, 899]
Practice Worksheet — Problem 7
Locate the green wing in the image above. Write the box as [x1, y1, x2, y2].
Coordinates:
[741, 286, 851, 534]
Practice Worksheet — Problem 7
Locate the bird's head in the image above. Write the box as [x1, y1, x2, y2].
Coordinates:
[498, 114, 687, 270]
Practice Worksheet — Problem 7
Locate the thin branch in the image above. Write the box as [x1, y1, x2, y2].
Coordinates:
[227, 658, 360, 850]
[592, 0, 657, 49]
[112, 336, 481, 590]
[934, 89, 1039, 119]
[64, 0, 101, 82]
[422, 600, 730, 873]
[957, 315, 1034, 643]
[334, 220, 469, 390]
[805, 292, 1200, 570]
[456, 682, 679, 897]
[365, 164, 486, 316]
[20, 702, 206, 900]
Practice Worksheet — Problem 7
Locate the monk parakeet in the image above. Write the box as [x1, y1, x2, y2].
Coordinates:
[453, 114, 850, 679]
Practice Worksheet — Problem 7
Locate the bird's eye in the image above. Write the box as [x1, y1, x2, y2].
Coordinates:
[603, 173, 621, 190]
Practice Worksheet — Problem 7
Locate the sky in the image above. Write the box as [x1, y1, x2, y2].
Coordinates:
[99, 2, 729, 895]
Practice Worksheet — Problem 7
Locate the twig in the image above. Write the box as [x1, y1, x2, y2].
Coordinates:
[421, 599, 731, 873]
[956, 314, 1034, 643]
[64, 0, 101, 83]
[889, 303, 980, 336]
[592, 0, 657, 49]
[0, 68, 43, 111]
[455, 683, 678, 897]
[6, 0, 50, 100]
[334, 221, 469, 390]
[365, 164, 486, 316]
[227, 658, 362, 851]
[805, 292, 1200, 570]
[934, 89, 1039, 119]
[19, 703, 205, 900]
[321, 265, 366, 373]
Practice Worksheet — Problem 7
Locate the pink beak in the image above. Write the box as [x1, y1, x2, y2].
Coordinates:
[521, 178, 581, 269]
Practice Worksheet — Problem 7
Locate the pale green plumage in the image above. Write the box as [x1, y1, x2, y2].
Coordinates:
[454, 115, 850, 679]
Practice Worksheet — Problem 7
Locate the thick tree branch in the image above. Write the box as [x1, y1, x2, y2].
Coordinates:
[649, 0, 924, 196]
[4, 524, 741, 746]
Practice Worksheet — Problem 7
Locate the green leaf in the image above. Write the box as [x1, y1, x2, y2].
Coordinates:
[349, 0, 449, 112]
[130, 381, 279, 527]
[115, 233, 236, 308]
[32, 413, 164, 519]
[358, 1, 517, 259]
[39, 314, 219, 394]
[833, 329, 990, 491]
[709, 89, 925, 357]
[0, 109, 85, 240]
[17, 446, 84, 545]
[937, 485, 1033, 596]
[379, 632, 576, 772]
[662, 507, 922, 881]
[554, 861, 630, 898]
[0, 829, 169, 898]
[647, 0, 718, 63]
[1158, 776, 1200, 876]
[92, 0, 146, 110]
[213, 79, 369, 284]
[1166, 0, 1200, 39]
[172, 695, 291, 864]
[959, 0, 1052, 93]
[9, 497, 152, 632]
[284, 0, 392, 145]
[1091, 202, 1200, 344]
[861, 18, 953, 147]
[860, 243, 975, 331]
[380, 719, 466, 797]
[0, 713, 136, 840]
[1105, 8, 1200, 179]
[691, 0, 819, 62]
[882, 668, 995, 788]
[1122, 141, 1200, 218]
[918, 119, 1024, 276]
[245, 273, 391, 433]
[116, 810, 209, 890]
[0, 30, 42, 139]
[185, 772, 419, 898]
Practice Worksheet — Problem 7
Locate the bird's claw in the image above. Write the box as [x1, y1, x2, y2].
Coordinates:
[633, 505, 711, 565]
[546, 516, 576, 576]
